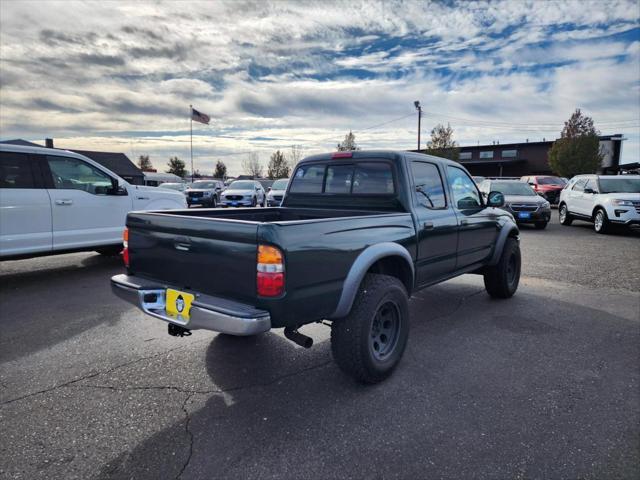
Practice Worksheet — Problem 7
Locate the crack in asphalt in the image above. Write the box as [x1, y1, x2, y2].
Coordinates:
[0, 339, 210, 406]
[68, 358, 334, 396]
[176, 393, 195, 480]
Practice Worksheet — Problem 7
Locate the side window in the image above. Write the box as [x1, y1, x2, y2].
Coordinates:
[411, 161, 446, 208]
[289, 164, 325, 193]
[584, 179, 598, 193]
[446, 166, 482, 209]
[47, 155, 113, 195]
[352, 162, 394, 194]
[572, 179, 587, 192]
[325, 164, 353, 194]
[0, 152, 36, 189]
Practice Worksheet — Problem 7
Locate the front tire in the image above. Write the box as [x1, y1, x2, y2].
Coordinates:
[483, 237, 521, 299]
[251, 197, 257, 207]
[559, 203, 573, 225]
[593, 208, 610, 234]
[331, 274, 409, 384]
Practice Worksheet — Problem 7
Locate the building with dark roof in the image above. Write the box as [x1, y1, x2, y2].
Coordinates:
[413, 134, 625, 177]
[0, 138, 144, 185]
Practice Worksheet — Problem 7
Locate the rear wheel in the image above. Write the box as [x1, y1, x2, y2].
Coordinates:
[559, 204, 573, 226]
[593, 208, 610, 234]
[483, 237, 521, 299]
[331, 273, 409, 384]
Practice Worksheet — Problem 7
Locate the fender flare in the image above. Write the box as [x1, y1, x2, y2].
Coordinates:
[330, 242, 414, 319]
[487, 220, 519, 266]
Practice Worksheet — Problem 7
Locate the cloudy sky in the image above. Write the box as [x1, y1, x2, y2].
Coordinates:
[1, 0, 638, 175]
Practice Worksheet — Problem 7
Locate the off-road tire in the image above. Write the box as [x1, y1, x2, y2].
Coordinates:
[559, 203, 573, 226]
[483, 237, 521, 299]
[331, 273, 409, 384]
[534, 221, 548, 230]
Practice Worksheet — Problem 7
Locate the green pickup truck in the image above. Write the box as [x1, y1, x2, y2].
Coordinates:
[111, 151, 520, 383]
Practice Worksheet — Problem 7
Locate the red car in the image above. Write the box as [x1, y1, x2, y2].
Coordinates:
[520, 175, 566, 204]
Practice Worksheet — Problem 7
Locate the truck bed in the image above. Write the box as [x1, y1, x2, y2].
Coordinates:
[125, 206, 416, 326]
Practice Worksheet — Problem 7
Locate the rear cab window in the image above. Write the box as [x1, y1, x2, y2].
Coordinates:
[289, 161, 395, 195]
[0, 151, 37, 189]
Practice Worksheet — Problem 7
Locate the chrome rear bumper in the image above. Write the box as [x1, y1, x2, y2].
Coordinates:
[111, 274, 271, 336]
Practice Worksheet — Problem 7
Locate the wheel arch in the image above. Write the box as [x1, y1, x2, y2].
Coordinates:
[487, 221, 520, 266]
[329, 242, 414, 319]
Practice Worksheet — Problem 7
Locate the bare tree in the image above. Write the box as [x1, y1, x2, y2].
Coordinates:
[137, 155, 153, 171]
[288, 145, 303, 169]
[241, 152, 264, 177]
[425, 123, 459, 161]
[337, 131, 360, 151]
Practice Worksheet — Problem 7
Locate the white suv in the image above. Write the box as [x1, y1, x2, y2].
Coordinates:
[558, 174, 640, 234]
[0, 144, 187, 259]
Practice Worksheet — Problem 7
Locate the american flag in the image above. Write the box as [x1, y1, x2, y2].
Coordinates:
[191, 107, 210, 125]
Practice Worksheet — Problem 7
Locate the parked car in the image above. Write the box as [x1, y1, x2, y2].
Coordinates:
[559, 174, 640, 233]
[185, 180, 224, 207]
[478, 179, 551, 229]
[0, 144, 186, 260]
[219, 180, 266, 207]
[158, 182, 188, 193]
[111, 150, 520, 384]
[266, 178, 288, 206]
[520, 175, 565, 204]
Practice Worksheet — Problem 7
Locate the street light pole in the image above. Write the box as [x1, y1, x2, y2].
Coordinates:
[414, 101, 422, 151]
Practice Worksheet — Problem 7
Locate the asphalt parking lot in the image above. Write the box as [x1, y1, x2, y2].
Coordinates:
[1, 215, 638, 480]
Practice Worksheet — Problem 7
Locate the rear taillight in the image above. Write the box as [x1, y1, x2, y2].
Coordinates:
[257, 244, 284, 297]
[122, 227, 129, 267]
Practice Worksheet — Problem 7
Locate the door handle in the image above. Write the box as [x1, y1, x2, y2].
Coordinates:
[136, 196, 150, 200]
[460, 219, 469, 226]
[423, 221, 434, 230]
[55, 199, 73, 206]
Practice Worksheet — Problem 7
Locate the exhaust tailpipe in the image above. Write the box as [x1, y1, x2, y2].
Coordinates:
[284, 327, 313, 348]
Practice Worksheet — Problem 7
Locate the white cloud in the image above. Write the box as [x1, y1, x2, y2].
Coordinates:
[0, 0, 638, 174]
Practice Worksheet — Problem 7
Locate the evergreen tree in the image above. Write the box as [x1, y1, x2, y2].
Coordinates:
[166, 156, 186, 178]
[214, 161, 227, 179]
[267, 150, 290, 179]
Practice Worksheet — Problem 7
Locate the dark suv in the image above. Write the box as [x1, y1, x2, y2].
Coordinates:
[185, 180, 224, 207]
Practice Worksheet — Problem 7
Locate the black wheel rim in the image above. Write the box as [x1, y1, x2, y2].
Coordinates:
[506, 253, 517, 284]
[369, 301, 400, 361]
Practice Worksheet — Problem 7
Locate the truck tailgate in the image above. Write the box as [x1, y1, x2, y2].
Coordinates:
[127, 212, 258, 302]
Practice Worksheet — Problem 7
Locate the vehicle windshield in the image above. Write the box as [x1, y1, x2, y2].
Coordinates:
[271, 179, 288, 189]
[158, 183, 183, 191]
[537, 176, 563, 185]
[228, 181, 255, 189]
[192, 181, 218, 189]
[491, 182, 536, 196]
[599, 178, 640, 193]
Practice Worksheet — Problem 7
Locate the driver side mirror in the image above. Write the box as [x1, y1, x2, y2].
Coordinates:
[487, 191, 505, 207]
[109, 178, 128, 196]
[267, 187, 272, 192]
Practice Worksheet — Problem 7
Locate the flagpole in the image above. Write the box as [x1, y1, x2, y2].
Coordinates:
[190, 104, 194, 183]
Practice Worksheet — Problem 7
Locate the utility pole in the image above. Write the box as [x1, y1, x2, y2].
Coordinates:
[189, 104, 194, 183]
[414, 101, 422, 151]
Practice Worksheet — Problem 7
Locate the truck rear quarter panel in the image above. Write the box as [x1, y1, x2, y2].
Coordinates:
[257, 213, 416, 327]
